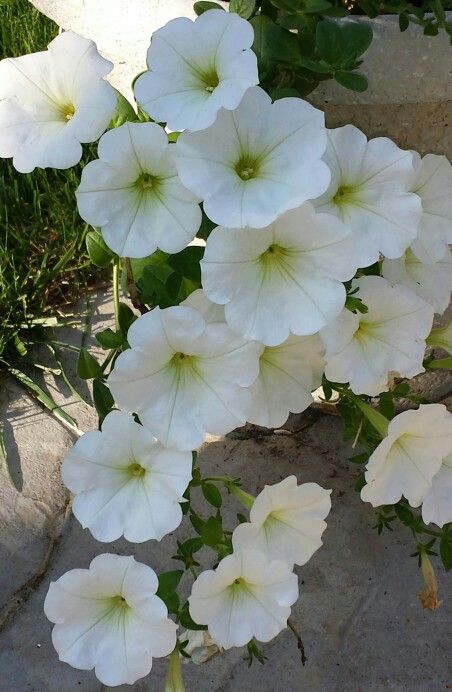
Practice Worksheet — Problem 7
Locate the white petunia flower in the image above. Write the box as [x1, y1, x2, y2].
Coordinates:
[248, 335, 325, 428]
[409, 153, 452, 263]
[134, 10, 258, 132]
[76, 122, 201, 258]
[181, 288, 226, 324]
[232, 476, 331, 567]
[188, 548, 298, 649]
[0, 31, 117, 173]
[382, 246, 452, 315]
[108, 305, 263, 450]
[61, 411, 192, 543]
[175, 87, 330, 228]
[360, 404, 452, 507]
[44, 554, 177, 687]
[201, 203, 360, 346]
[321, 276, 434, 396]
[314, 124, 421, 267]
[421, 453, 452, 528]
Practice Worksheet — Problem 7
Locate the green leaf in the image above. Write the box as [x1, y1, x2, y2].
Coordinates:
[299, 57, 331, 73]
[270, 0, 300, 9]
[322, 5, 349, 16]
[398, 12, 409, 31]
[138, 264, 172, 307]
[9, 367, 79, 432]
[304, 0, 332, 13]
[167, 131, 181, 143]
[316, 20, 343, 65]
[251, 15, 301, 75]
[229, 0, 256, 19]
[394, 503, 414, 526]
[167, 246, 203, 282]
[197, 208, 216, 241]
[354, 474, 366, 492]
[109, 90, 137, 129]
[194, 1, 225, 14]
[130, 250, 169, 282]
[340, 22, 373, 57]
[118, 303, 136, 336]
[76, 348, 103, 380]
[378, 393, 395, 420]
[424, 23, 439, 36]
[201, 515, 223, 547]
[190, 513, 206, 535]
[349, 452, 369, 465]
[440, 536, 452, 571]
[95, 328, 123, 350]
[392, 381, 410, 397]
[179, 537, 204, 556]
[202, 482, 223, 508]
[426, 357, 452, 370]
[92, 380, 114, 424]
[271, 87, 302, 100]
[335, 71, 368, 92]
[157, 570, 184, 597]
[85, 230, 114, 268]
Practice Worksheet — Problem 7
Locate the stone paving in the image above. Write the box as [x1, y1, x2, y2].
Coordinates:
[0, 290, 451, 691]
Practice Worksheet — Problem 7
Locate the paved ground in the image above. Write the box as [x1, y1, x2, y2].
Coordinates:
[0, 290, 451, 692]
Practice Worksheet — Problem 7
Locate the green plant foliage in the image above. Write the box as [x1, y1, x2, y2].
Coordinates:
[230, 0, 257, 18]
[194, 1, 225, 15]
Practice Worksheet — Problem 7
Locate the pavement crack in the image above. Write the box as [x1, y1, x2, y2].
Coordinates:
[0, 497, 71, 633]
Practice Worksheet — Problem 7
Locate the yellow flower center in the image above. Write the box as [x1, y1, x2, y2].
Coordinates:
[235, 154, 260, 181]
[136, 172, 160, 192]
[128, 461, 146, 478]
[60, 103, 75, 121]
[333, 185, 358, 205]
[199, 68, 220, 93]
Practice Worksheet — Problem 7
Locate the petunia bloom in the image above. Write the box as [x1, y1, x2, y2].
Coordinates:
[313, 124, 421, 267]
[321, 276, 434, 396]
[44, 554, 177, 687]
[421, 453, 452, 528]
[409, 153, 452, 263]
[360, 404, 452, 508]
[134, 9, 258, 132]
[232, 476, 331, 567]
[61, 411, 192, 543]
[247, 335, 325, 428]
[76, 122, 201, 258]
[201, 203, 360, 346]
[188, 548, 298, 649]
[108, 305, 263, 450]
[0, 31, 117, 173]
[382, 245, 452, 315]
[175, 86, 330, 228]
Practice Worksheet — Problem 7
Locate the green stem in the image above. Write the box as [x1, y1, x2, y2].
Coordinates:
[425, 357, 452, 371]
[354, 398, 389, 438]
[420, 527, 442, 539]
[229, 484, 255, 511]
[164, 647, 185, 692]
[112, 259, 120, 332]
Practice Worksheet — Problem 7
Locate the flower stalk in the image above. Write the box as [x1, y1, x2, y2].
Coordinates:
[354, 398, 389, 437]
[164, 648, 186, 692]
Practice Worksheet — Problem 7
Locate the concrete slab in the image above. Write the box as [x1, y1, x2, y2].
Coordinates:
[0, 415, 451, 691]
[0, 290, 113, 616]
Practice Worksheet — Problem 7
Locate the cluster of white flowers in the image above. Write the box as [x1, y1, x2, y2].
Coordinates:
[2, 7, 452, 689]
